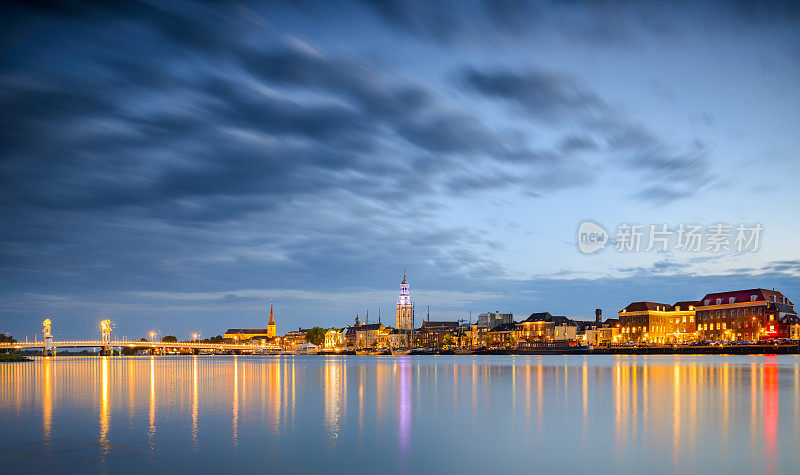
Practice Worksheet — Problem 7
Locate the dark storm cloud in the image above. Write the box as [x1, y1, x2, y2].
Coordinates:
[2, 0, 590, 329]
[559, 135, 598, 153]
[761, 260, 800, 274]
[355, 0, 600, 45]
[241, 48, 432, 122]
[458, 66, 715, 202]
[621, 142, 711, 203]
[459, 67, 605, 121]
[396, 111, 501, 154]
[356, 0, 800, 46]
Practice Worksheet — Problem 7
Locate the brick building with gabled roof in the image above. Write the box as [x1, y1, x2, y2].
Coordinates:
[696, 288, 797, 341]
[618, 301, 698, 344]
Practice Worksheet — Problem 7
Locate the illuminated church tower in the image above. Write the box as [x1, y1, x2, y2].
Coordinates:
[267, 303, 276, 338]
[396, 271, 413, 330]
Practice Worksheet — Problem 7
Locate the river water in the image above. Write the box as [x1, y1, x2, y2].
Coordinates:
[1, 355, 799, 473]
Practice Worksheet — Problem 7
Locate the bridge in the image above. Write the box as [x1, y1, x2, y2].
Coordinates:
[0, 318, 280, 355]
[0, 339, 279, 354]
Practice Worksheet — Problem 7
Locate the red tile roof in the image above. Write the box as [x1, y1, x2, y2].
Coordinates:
[698, 288, 792, 306]
[622, 301, 673, 312]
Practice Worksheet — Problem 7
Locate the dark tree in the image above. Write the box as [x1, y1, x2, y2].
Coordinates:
[195, 335, 224, 343]
[0, 333, 18, 354]
[0, 333, 17, 343]
[161, 335, 178, 343]
[305, 327, 326, 346]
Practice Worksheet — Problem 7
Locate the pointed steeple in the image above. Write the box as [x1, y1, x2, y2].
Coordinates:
[396, 269, 412, 331]
[266, 301, 277, 338]
[355, 312, 361, 326]
[268, 303, 275, 325]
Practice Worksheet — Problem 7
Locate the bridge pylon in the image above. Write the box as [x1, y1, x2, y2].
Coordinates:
[42, 318, 55, 356]
[100, 319, 112, 356]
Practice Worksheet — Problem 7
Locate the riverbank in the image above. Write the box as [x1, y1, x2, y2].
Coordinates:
[10, 344, 797, 358]
[592, 344, 800, 355]
[321, 343, 800, 356]
[0, 352, 31, 362]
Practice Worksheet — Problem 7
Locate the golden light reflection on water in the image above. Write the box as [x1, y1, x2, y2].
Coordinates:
[42, 357, 52, 445]
[148, 356, 155, 460]
[192, 356, 198, 447]
[1, 356, 799, 473]
[581, 363, 587, 439]
[324, 358, 346, 445]
[99, 357, 110, 469]
[232, 356, 238, 451]
[672, 363, 680, 470]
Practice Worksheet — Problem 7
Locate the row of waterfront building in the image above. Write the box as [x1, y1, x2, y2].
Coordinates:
[223, 274, 800, 350]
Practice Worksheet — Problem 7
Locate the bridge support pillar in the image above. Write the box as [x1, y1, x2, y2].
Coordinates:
[193, 348, 200, 355]
[43, 335, 54, 356]
[149, 348, 156, 356]
[100, 346, 112, 356]
[42, 320, 54, 356]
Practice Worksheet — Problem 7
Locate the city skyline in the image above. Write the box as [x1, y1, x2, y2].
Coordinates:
[2, 1, 800, 340]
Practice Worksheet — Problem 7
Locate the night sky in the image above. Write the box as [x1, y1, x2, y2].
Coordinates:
[2, 1, 799, 340]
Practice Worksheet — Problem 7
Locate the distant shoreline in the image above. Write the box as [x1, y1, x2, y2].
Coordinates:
[0, 353, 31, 362]
[15, 343, 800, 358]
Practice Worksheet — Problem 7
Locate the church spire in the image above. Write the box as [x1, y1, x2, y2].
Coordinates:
[266, 301, 276, 338]
[396, 270, 412, 331]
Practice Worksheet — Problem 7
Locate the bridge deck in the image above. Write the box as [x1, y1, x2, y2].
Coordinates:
[0, 340, 279, 351]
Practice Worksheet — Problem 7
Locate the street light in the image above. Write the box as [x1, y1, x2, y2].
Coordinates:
[149, 331, 156, 341]
[192, 333, 199, 341]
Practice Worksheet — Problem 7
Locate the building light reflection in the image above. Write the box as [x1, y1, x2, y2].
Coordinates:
[42, 357, 52, 446]
[99, 357, 110, 470]
[192, 356, 198, 448]
[397, 358, 411, 471]
[763, 359, 778, 475]
[324, 358, 346, 445]
[232, 356, 239, 453]
[148, 356, 155, 459]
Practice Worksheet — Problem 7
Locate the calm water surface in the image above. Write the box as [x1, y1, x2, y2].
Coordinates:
[2, 355, 799, 473]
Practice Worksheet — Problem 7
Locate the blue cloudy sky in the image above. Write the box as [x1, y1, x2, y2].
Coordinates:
[2, 0, 799, 340]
